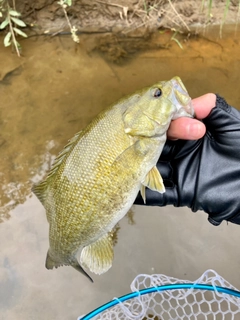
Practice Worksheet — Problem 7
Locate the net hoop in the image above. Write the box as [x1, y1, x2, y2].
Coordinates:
[79, 283, 240, 320]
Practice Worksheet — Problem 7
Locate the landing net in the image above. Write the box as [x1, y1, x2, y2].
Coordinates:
[79, 269, 240, 320]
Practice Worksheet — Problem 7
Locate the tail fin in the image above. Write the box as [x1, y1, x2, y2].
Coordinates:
[45, 250, 93, 282]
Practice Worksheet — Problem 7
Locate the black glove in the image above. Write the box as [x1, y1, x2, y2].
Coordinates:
[135, 95, 240, 226]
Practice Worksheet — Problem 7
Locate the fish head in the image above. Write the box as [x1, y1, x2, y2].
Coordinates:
[123, 76, 194, 137]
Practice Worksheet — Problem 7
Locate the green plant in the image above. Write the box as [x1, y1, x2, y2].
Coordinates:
[58, 0, 79, 43]
[235, 0, 240, 33]
[201, 0, 213, 23]
[207, 0, 213, 22]
[220, 0, 231, 37]
[201, 0, 239, 37]
[171, 29, 183, 49]
[143, 0, 158, 16]
[0, 0, 27, 56]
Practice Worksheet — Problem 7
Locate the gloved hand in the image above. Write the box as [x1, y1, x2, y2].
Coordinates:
[135, 95, 240, 226]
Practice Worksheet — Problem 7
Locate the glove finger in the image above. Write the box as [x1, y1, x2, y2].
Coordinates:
[203, 95, 240, 146]
[134, 186, 178, 206]
[160, 140, 179, 159]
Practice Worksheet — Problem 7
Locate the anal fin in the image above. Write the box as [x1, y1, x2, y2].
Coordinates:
[45, 250, 93, 282]
[71, 260, 93, 283]
[80, 232, 114, 275]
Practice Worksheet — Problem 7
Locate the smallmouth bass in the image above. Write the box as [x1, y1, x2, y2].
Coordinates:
[32, 76, 194, 282]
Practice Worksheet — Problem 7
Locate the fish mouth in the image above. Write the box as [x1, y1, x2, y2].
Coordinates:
[180, 99, 195, 118]
[170, 77, 195, 119]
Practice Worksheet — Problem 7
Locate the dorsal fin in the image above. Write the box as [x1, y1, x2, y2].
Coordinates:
[47, 131, 82, 179]
[32, 131, 82, 205]
[31, 180, 48, 205]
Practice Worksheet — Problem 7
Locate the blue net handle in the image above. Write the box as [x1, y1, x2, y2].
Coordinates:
[79, 283, 240, 320]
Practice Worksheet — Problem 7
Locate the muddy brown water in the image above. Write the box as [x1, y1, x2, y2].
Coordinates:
[1, 29, 240, 220]
[1, 29, 240, 320]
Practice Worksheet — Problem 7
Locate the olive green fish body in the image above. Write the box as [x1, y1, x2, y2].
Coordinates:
[32, 77, 194, 281]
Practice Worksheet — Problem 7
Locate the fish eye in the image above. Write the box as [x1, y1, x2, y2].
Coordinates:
[153, 88, 162, 98]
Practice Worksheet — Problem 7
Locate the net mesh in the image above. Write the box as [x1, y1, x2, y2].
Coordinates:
[88, 269, 240, 319]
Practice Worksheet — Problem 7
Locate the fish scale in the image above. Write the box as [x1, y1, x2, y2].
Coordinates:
[32, 76, 194, 282]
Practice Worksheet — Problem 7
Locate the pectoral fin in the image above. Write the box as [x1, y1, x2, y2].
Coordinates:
[140, 166, 165, 202]
[140, 184, 146, 204]
[80, 232, 114, 275]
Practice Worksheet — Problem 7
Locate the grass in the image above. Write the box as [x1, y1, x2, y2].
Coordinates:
[201, 0, 240, 37]
[220, 0, 231, 37]
[235, 0, 240, 33]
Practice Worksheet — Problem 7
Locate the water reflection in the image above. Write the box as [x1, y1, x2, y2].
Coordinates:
[0, 140, 55, 222]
